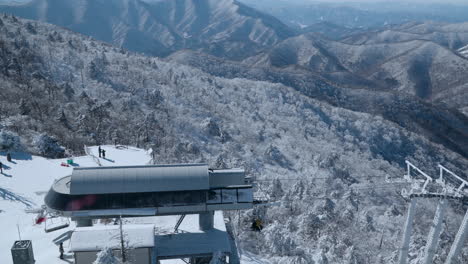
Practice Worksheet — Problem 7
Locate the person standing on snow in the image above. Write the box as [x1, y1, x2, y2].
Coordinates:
[98, 146, 102, 158]
[6, 153, 11, 162]
[102, 149, 106, 159]
[59, 243, 64, 259]
[0, 161, 3, 174]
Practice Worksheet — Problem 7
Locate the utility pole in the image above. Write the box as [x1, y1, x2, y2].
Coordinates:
[398, 198, 417, 264]
[119, 216, 127, 263]
[445, 209, 468, 264]
[423, 198, 448, 264]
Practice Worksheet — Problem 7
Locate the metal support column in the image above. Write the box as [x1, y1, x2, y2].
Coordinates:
[399, 198, 417, 264]
[445, 208, 468, 264]
[199, 211, 214, 231]
[423, 198, 448, 264]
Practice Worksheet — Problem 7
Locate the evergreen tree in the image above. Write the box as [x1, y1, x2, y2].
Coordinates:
[89, 61, 101, 80]
[57, 110, 70, 129]
[62, 83, 75, 100]
[271, 178, 284, 200]
[18, 98, 30, 115]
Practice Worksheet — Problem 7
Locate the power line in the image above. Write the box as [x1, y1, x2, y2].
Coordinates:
[255, 174, 399, 182]
[254, 183, 411, 204]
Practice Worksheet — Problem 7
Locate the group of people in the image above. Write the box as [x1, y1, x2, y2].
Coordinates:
[0, 153, 12, 174]
[97, 146, 106, 159]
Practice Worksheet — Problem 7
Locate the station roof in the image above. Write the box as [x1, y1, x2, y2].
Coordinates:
[70, 224, 155, 252]
[69, 164, 209, 195]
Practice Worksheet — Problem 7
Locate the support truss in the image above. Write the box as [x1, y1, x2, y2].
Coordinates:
[399, 161, 467, 264]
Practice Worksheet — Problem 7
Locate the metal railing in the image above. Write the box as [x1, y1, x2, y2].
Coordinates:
[438, 165, 467, 195]
[405, 161, 432, 193]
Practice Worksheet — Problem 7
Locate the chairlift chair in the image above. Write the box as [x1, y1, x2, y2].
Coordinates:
[44, 214, 70, 233]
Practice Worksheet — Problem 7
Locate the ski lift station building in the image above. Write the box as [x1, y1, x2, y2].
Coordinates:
[45, 164, 253, 264]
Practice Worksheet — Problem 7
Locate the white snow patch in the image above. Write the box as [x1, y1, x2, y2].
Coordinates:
[71, 224, 155, 252]
[0, 146, 151, 264]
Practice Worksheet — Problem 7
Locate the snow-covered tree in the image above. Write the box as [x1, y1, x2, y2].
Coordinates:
[35, 134, 65, 158]
[271, 178, 284, 200]
[93, 247, 121, 264]
[209, 252, 225, 264]
[0, 130, 22, 151]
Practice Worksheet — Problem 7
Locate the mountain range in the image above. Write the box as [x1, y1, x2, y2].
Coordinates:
[247, 32, 468, 106]
[238, 0, 468, 29]
[0, 0, 295, 59]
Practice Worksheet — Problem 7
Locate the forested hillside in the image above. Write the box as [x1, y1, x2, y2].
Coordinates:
[0, 14, 467, 263]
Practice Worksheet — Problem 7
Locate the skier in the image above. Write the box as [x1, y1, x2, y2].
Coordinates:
[98, 146, 102, 158]
[102, 149, 106, 159]
[6, 152, 11, 162]
[0, 161, 3, 174]
[59, 243, 64, 260]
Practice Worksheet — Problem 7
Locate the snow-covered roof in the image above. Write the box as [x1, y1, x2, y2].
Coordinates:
[70, 224, 155, 252]
[70, 164, 209, 195]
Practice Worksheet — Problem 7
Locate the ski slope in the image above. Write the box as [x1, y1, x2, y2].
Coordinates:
[0, 146, 268, 264]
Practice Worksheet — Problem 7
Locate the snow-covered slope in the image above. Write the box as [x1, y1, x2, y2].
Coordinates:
[0, 146, 152, 264]
[245, 33, 468, 104]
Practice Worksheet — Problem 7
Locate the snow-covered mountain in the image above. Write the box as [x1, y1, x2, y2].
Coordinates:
[1, 0, 468, 121]
[0, 0, 295, 59]
[0, 14, 467, 263]
[245, 32, 468, 106]
[169, 44, 468, 159]
[342, 22, 468, 51]
[238, 0, 468, 30]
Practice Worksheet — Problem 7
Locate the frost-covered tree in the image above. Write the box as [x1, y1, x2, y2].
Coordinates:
[62, 82, 75, 100]
[0, 130, 22, 151]
[209, 252, 225, 264]
[93, 247, 121, 264]
[271, 178, 284, 200]
[35, 134, 65, 158]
